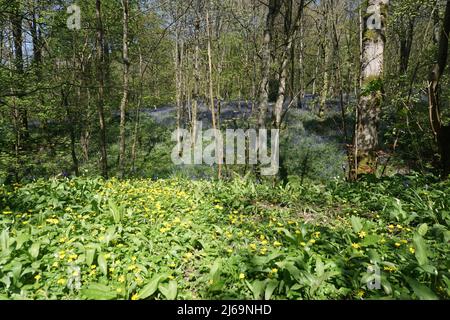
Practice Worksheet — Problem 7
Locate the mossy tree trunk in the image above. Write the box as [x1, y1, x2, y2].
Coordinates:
[350, 0, 389, 180]
[119, 0, 130, 179]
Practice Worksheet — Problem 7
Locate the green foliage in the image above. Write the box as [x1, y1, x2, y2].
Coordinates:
[0, 176, 448, 300]
[361, 78, 383, 96]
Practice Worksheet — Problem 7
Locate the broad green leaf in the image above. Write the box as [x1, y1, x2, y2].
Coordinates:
[277, 228, 297, 243]
[0, 294, 9, 300]
[85, 248, 96, 266]
[247, 280, 265, 300]
[381, 275, 392, 295]
[98, 254, 107, 275]
[0, 230, 9, 251]
[315, 257, 324, 277]
[209, 259, 221, 283]
[138, 274, 168, 299]
[251, 253, 282, 267]
[158, 280, 177, 300]
[361, 235, 380, 247]
[413, 233, 428, 266]
[420, 264, 437, 275]
[80, 283, 117, 300]
[443, 276, 450, 296]
[418, 223, 428, 236]
[10, 261, 22, 282]
[264, 280, 278, 300]
[15, 232, 29, 250]
[405, 277, 438, 300]
[1, 275, 11, 289]
[350, 216, 363, 233]
[29, 243, 40, 259]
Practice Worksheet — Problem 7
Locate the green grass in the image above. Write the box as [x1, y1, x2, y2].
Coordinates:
[0, 175, 449, 300]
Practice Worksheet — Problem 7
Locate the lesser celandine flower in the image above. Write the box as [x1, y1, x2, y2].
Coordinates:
[351, 243, 361, 249]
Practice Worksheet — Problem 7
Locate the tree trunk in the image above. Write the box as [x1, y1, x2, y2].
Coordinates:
[258, 0, 281, 129]
[131, 48, 144, 174]
[205, 5, 222, 178]
[428, 0, 450, 178]
[119, 0, 130, 179]
[62, 89, 79, 176]
[96, 0, 108, 179]
[399, 17, 415, 74]
[10, 0, 28, 142]
[351, 0, 389, 180]
[318, 3, 330, 118]
[274, 0, 305, 129]
[191, 5, 201, 148]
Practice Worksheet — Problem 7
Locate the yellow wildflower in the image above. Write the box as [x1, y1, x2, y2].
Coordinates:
[383, 266, 397, 272]
[173, 217, 181, 224]
[46, 218, 59, 225]
[239, 273, 245, 280]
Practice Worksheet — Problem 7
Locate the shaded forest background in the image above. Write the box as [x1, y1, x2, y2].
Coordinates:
[0, 0, 449, 183]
